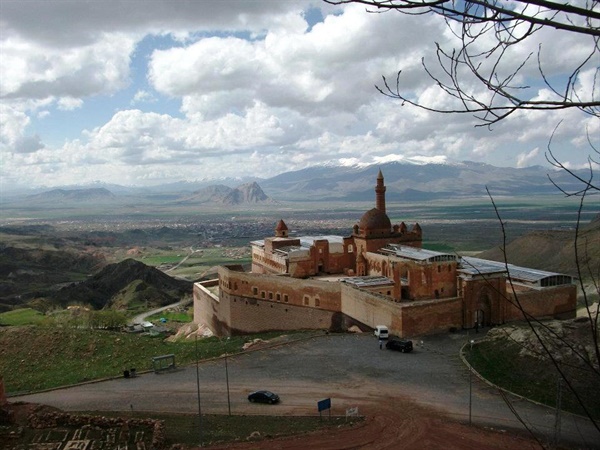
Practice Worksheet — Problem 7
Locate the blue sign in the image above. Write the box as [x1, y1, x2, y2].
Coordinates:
[317, 398, 331, 412]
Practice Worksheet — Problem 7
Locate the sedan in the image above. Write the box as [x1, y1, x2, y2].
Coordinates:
[248, 390, 280, 404]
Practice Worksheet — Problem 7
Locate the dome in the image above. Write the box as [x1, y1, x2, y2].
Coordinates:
[358, 208, 391, 232]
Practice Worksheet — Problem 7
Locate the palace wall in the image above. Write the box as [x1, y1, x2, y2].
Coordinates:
[399, 297, 463, 337]
[505, 284, 577, 321]
[193, 266, 344, 335]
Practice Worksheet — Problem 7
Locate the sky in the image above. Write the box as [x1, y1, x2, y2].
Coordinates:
[1, 0, 598, 190]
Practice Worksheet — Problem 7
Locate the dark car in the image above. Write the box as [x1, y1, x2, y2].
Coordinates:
[386, 339, 413, 353]
[248, 390, 280, 404]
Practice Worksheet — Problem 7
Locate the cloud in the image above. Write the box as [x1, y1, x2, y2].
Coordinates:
[131, 90, 156, 104]
[0, 1, 597, 188]
[516, 148, 540, 168]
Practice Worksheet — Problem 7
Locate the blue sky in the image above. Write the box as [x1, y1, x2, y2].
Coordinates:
[1, 0, 598, 190]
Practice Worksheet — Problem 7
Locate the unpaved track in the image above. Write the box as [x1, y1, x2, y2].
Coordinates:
[11, 332, 600, 449]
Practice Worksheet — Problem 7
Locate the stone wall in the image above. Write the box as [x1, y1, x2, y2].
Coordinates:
[194, 266, 344, 335]
[399, 297, 463, 337]
[506, 284, 577, 321]
[28, 412, 166, 449]
[340, 284, 404, 335]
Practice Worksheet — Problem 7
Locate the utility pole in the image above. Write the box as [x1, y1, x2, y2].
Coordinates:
[195, 336, 203, 447]
[554, 375, 562, 448]
[225, 355, 231, 416]
[469, 339, 474, 425]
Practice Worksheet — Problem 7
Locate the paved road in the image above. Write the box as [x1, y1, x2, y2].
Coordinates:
[128, 298, 192, 326]
[12, 331, 599, 449]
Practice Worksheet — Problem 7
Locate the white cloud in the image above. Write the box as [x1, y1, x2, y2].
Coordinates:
[0, 0, 597, 188]
[516, 148, 540, 168]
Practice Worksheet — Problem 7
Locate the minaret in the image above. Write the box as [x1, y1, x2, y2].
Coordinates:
[275, 219, 289, 238]
[375, 169, 386, 213]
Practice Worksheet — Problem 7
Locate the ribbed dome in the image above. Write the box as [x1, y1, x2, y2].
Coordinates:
[358, 208, 391, 231]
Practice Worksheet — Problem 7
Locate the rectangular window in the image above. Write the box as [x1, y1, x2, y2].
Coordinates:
[268, 292, 273, 300]
[284, 294, 289, 303]
[261, 291, 265, 299]
[304, 295, 309, 305]
[252, 287, 258, 295]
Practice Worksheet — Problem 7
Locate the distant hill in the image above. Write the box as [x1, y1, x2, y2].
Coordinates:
[179, 181, 272, 205]
[221, 182, 271, 205]
[181, 184, 233, 203]
[51, 258, 192, 310]
[478, 215, 600, 276]
[260, 161, 590, 201]
[26, 188, 115, 202]
[4, 160, 594, 205]
[0, 246, 105, 312]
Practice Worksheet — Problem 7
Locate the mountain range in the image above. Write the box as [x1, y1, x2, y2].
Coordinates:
[3, 160, 590, 205]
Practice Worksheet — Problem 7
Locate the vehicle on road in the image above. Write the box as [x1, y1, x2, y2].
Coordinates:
[386, 339, 413, 353]
[373, 325, 389, 339]
[248, 390, 280, 404]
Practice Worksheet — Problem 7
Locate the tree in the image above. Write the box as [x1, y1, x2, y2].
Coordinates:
[325, 0, 600, 439]
[325, 0, 600, 126]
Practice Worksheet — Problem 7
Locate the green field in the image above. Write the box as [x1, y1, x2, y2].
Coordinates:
[465, 338, 600, 419]
[0, 326, 313, 394]
[0, 308, 45, 326]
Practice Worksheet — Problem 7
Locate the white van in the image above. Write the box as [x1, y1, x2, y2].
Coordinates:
[374, 325, 389, 339]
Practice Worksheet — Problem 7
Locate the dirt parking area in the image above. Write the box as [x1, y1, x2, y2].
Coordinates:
[10, 332, 600, 449]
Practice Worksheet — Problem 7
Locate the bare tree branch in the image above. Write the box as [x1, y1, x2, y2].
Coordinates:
[326, 0, 600, 126]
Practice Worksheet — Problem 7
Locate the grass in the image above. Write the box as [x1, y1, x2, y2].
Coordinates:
[0, 308, 45, 326]
[88, 411, 361, 447]
[146, 310, 193, 323]
[465, 339, 600, 419]
[0, 327, 312, 394]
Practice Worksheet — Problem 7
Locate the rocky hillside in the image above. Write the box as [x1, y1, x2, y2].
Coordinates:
[478, 215, 600, 276]
[221, 181, 271, 204]
[179, 181, 271, 205]
[51, 258, 192, 310]
[0, 245, 105, 312]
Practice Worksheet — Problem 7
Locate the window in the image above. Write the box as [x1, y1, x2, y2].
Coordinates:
[261, 291, 265, 299]
[304, 295, 309, 306]
[315, 298, 320, 307]
[252, 287, 258, 295]
[284, 294, 289, 303]
[437, 265, 441, 273]
[268, 292, 273, 300]
[348, 245, 353, 253]
[276, 293, 281, 301]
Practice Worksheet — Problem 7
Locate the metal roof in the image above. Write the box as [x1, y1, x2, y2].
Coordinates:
[384, 244, 457, 262]
[341, 276, 394, 287]
[460, 256, 571, 283]
[299, 235, 344, 247]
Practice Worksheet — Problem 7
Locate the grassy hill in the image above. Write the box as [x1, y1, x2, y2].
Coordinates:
[51, 258, 192, 310]
[478, 215, 600, 277]
[0, 326, 297, 394]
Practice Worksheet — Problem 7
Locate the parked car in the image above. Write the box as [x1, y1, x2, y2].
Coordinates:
[373, 325, 389, 339]
[248, 390, 280, 404]
[386, 339, 413, 353]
